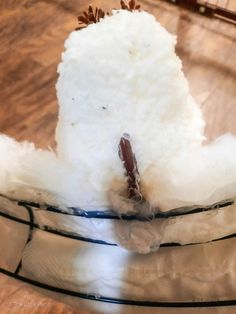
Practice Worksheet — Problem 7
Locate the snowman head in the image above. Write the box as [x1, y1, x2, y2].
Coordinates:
[56, 3, 205, 211]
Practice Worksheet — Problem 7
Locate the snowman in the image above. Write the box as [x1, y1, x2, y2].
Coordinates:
[0, 1, 236, 314]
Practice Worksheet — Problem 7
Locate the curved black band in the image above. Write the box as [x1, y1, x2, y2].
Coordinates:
[14, 205, 35, 274]
[0, 210, 116, 246]
[18, 199, 234, 221]
[1, 208, 236, 248]
[0, 267, 235, 308]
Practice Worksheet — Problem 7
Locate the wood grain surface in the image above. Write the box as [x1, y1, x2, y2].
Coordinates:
[0, 0, 235, 313]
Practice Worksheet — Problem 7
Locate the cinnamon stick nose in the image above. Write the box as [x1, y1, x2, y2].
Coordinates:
[118, 134, 141, 200]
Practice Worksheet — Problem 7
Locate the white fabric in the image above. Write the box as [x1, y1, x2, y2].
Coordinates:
[20, 230, 236, 303]
[1, 197, 236, 313]
[0, 216, 28, 271]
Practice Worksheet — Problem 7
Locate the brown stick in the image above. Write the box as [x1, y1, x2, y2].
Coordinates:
[118, 134, 141, 200]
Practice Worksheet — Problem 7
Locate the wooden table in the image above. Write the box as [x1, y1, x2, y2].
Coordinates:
[0, 0, 235, 313]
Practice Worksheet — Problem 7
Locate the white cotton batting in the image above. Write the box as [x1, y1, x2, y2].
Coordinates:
[0, 10, 235, 212]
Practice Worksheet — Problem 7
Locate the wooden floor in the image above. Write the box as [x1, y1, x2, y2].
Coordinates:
[0, 0, 235, 313]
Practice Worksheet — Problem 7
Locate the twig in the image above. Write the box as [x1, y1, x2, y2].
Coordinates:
[118, 134, 142, 200]
[75, 1, 141, 31]
[76, 5, 108, 30]
[120, 0, 141, 11]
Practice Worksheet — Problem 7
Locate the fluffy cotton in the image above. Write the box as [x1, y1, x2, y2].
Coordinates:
[0, 135, 81, 208]
[154, 134, 236, 209]
[0, 9, 235, 212]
